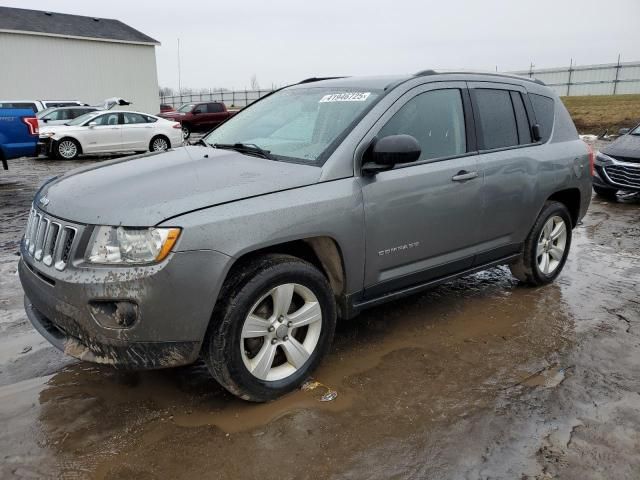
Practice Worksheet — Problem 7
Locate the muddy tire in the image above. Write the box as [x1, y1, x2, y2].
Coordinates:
[203, 254, 336, 402]
[510, 201, 572, 286]
[593, 185, 618, 200]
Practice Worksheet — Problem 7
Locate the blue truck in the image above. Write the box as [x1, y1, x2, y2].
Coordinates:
[0, 109, 39, 170]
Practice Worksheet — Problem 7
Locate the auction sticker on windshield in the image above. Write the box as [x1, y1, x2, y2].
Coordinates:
[319, 92, 371, 103]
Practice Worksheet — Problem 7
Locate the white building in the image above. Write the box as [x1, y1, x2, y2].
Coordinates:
[0, 7, 160, 114]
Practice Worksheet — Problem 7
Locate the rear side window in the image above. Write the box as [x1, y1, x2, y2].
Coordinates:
[378, 89, 467, 161]
[474, 89, 518, 149]
[529, 94, 555, 142]
[208, 103, 225, 113]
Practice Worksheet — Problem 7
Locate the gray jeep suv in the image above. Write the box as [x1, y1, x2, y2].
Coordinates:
[19, 71, 592, 401]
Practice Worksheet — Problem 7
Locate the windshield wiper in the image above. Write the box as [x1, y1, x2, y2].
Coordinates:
[212, 142, 273, 160]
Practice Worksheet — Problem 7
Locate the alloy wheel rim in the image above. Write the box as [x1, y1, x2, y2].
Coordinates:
[152, 138, 168, 151]
[536, 215, 567, 275]
[240, 283, 322, 381]
[59, 141, 77, 159]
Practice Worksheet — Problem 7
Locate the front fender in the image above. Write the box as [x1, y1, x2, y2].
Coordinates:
[161, 179, 366, 294]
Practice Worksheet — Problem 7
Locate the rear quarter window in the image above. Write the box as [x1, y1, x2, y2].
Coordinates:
[474, 89, 519, 150]
[529, 94, 555, 142]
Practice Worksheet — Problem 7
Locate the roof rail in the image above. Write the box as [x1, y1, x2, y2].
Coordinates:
[298, 76, 347, 84]
[413, 69, 545, 86]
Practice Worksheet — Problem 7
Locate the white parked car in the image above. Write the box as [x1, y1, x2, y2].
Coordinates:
[39, 110, 183, 159]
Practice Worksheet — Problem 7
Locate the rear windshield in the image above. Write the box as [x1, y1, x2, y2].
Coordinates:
[203, 87, 382, 165]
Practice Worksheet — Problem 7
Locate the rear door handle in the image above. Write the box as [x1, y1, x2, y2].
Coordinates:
[451, 170, 478, 182]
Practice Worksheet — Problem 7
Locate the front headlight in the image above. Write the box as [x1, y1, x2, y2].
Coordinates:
[87, 226, 181, 265]
[595, 151, 614, 166]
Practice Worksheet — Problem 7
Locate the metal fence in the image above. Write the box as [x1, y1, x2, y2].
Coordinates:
[160, 89, 274, 109]
[509, 59, 640, 96]
[160, 59, 640, 107]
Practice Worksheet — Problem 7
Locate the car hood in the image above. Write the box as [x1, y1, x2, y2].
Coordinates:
[159, 111, 185, 119]
[601, 134, 640, 162]
[40, 124, 81, 134]
[36, 146, 322, 225]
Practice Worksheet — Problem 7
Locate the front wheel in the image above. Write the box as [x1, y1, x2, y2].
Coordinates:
[593, 185, 618, 200]
[510, 201, 572, 286]
[56, 138, 80, 160]
[203, 254, 336, 402]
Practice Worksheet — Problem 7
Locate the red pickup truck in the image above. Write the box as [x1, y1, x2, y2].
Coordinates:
[158, 101, 237, 139]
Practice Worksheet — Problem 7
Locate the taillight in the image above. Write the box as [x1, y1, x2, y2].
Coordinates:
[22, 117, 39, 136]
[586, 142, 595, 176]
[172, 122, 181, 129]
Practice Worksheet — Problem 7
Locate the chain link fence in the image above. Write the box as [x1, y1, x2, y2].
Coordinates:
[160, 89, 274, 109]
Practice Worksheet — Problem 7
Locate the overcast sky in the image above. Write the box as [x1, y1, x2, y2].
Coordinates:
[5, 0, 640, 91]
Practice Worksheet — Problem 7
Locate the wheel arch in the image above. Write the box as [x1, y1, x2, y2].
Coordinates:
[547, 188, 581, 227]
[220, 236, 348, 317]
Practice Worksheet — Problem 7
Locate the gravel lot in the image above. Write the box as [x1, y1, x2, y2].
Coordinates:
[1, 146, 639, 479]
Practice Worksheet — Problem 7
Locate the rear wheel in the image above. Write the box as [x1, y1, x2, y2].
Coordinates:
[593, 185, 618, 200]
[510, 201, 572, 286]
[181, 124, 191, 140]
[203, 254, 336, 402]
[56, 138, 80, 160]
[149, 135, 170, 152]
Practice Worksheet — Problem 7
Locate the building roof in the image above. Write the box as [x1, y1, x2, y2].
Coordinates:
[0, 7, 159, 46]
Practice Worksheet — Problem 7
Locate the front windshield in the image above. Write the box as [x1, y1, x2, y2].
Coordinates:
[177, 104, 195, 113]
[66, 112, 100, 126]
[631, 125, 640, 135]
[203, 87, 382, 164]
[37, 108, 55, 119]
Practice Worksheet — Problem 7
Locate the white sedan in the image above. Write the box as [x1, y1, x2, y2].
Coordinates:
[39, 110, 183, 159]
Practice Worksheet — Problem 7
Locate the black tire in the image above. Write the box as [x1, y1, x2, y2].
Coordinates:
[56, 138, 80, 160]
[181, 123, 191, 140]
[593, 185, 618, 200]
[149, 135, 170, 152]
[203, 254, 337, 402]
[509, 201, 572, 286]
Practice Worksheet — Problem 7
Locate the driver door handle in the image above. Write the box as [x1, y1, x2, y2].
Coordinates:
[452, 170, 478, 182]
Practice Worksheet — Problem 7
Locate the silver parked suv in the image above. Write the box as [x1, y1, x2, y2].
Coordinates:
[20, 71, 592, 401]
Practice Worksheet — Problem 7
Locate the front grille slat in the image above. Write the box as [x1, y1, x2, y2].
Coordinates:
[604, 164, 640, 188]
[23, 206, 80, 272]
[43, 222, 60, 266]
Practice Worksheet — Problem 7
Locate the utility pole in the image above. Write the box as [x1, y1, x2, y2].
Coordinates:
[613, 54, 621, 95]
[567, 58, 573, 96]
[177, 38, 182, 96]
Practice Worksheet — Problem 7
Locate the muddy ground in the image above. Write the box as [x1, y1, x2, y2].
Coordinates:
[1, 148, 639, 479]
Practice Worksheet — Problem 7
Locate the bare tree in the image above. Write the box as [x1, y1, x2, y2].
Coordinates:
[250, 74, 260, 90]
[159, 86, 175, 97]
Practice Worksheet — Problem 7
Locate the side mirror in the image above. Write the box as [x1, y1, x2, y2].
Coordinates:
[532, 124, 542, 142]
[618, 127, 630, 136]
[88, 121, 97, 127]
[362, 135, 421, 175]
